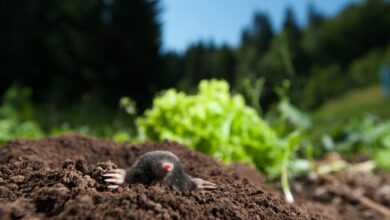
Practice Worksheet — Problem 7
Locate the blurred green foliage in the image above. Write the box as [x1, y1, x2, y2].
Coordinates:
[137, 79, 299, 177]
[311, 86, 390, 170]
[321, 115, 390, 170]
[1, 0, 389, 114]
[313, 86, 390, 141]
[0, 85, 43, 142]
[0, 86, 137, 144]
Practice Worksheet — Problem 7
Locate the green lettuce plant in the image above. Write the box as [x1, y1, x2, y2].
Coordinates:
[137, 79, 295, 178]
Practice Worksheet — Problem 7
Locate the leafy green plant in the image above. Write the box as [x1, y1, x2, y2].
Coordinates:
[138, 79, 296, 177]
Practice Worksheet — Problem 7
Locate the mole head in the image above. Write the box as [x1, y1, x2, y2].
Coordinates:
[140, 151, 180, 179]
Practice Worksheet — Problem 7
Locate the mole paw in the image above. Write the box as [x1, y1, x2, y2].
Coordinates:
[192, 178, 217, 190]
[103, 168, 126, 189]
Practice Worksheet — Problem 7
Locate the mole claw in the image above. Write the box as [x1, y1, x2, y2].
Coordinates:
[108, 185, 119, 189]
[205, 185, 217, 189]
[193, 178, 217, 190]
[199, 182, 217, 189]
[105, 178, 119, 183]
[103, 173, 121, 178]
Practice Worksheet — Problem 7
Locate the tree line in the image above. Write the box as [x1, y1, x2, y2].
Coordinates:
[0, 0, 389, 111]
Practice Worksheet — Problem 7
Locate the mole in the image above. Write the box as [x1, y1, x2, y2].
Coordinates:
[103, 150, 217, 191]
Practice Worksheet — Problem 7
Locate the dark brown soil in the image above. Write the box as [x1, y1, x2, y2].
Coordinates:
[0, 133, 319, 220]
[1, 134, 389, 220]
[291, 169, 390, 220]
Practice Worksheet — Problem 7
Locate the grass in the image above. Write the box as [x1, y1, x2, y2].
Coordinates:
[311, 85, 390, 141]
[315, 85, 390, 120]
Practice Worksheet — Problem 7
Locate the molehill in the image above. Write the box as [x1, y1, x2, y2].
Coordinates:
[0, 133, 324, 219]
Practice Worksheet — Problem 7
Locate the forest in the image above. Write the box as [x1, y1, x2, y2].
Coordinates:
[1, 0, 388, 108]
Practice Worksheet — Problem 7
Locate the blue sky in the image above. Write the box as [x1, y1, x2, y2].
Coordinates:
[161, 0, 361, 52]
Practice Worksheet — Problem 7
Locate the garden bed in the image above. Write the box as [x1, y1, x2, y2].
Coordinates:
[0, 134, 388, 219]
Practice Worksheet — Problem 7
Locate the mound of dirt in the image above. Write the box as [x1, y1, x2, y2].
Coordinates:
[0, 133, 319, 220]
[291, 168, 390, 220]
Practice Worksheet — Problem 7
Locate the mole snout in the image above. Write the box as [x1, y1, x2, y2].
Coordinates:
[103, 150, 217, 191]
[162, 162, 173, 172]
